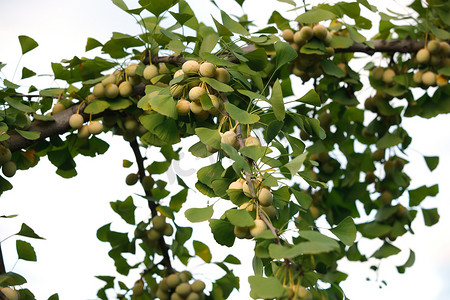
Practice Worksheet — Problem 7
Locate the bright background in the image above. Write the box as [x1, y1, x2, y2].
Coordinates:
[1, 0, 450, 299]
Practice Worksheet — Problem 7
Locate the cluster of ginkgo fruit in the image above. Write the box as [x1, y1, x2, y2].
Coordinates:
[0, 286, 19, 300]
[170, 60, 230, 120]
[413, 39, 449, 87]
[0, 145, 16, 178]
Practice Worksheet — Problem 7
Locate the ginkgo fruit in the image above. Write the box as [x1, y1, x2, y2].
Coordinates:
[0, 287, 19, 300]
[2, 161, 16, 178]
[215, 67, 230, 84]
[176, 99, 191, 115]
[0, 146, 12, 165]
[78, 124, 90, 139]
[427, 40, 441, 54]
[69, 113, 84, 129]
[119, 81, 133, 97]
[244, 136, 261, 147]
[282, 29, 294, 42]
[88, 121, 103, 135]
[143, 64, 159, 80]
[132, 279, 144, 296]
[190, 101, 203, 114]
[52, 102, 66, 114]
[250, 219, 267, 237]
[182, 60, 200, 75]
[228, 180, 243, 190]
[422, 71, 436, 86]
[199, 62, 216, 77]
[104, 83, 119, 99]
[125, 173, 138, 186]
[416, 48, 431, 64]
[382, 68, 396, 84]
[299, 26, 314, 40]
[221, 130, 238, 148]
[258, 187, 273, 207]
[152, 215, 167, 231]
[175, 283, 192, 297]
[101, 74, 116, 86]
[125, 64, 138, 77]
[313, 24, 328, 40]
[188, 86, 206, 101]
[93, 83, 105, 98]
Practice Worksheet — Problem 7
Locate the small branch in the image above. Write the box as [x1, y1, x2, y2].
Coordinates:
[129, 139, 174, 274]
[0, 291, 8, 300]
[0, 243, 6, 274]
[335, 39, 425, 55]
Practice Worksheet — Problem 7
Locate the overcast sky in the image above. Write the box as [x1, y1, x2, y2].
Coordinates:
[1, 0, 449, 299]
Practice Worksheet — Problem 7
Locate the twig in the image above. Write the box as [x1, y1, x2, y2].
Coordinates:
[0, 243, 6, 274]
[129, 139, 174, 274]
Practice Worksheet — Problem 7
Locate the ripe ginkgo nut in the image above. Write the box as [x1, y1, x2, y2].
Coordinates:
[104, 83, 119, 99]
[125, 173, 138, 186]
[215, 68, 230, 84]
[188, 86, 206, 101]
[182, 60, 199, 75]
[250, 219, 267, 237]
[143, 64, 159, 80]
[119, 81, 133, 97]
[2, 161, 16, 178]
[93, 83, 105, 98]
[69, 113, 84, 129]
[176, 99, 191, 115]
[88, 121, 103, 135]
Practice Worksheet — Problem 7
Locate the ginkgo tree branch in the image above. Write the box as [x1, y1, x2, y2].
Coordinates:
[4, 39, 428, 153]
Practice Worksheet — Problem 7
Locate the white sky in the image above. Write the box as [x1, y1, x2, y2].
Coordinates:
[1, 0, 450, 299]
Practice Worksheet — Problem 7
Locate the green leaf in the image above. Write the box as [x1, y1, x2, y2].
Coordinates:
[291, 189, 312, 209]
[150, 94, 178, 119]
[321, 60, 346, 78]
[140, 0, 178, 17]
[270, 80, 285, 121]
[239, 146, 269, 161]
[16, 240, 37, 261]
[248, 275, 285, 299]
[185, 206, 214, 222]
[170, 189, 188, 212]
[274, 41, 298, 70]
[16, 223, 44, 239]
[408, 184, 439, 207]
[265, 120, 283, 143]
[397, 249, 415, 273]
[244, 48, 268, 71]
[221, 10, 249, 35]
[329, 35, 354, 49]
[84, 100, 110, 114]
[213, 16, 233, 36]
[209, 219, 235, 247]
[296, 89, 321, 106]
[329, 216, 357, 246]
[222, 143, 250, 172]
[18, 35, 38, 54]
[200, 33, 220, 54]
[371, 242, 401, 259]
[193, 240, 212, 263]
[224, 254, 241, 264]
[16, 129, 40, 140]
[200, 52, 238, 67]
[438, 67, 450, 77]
[223, 102, 260, 124]
[200, 94, 214, 111]
[197, 162, 224, 186]
[226, 209, 255, 227]
[0, 272, 27, 286]
[5, 97, 35, 113]
[422, 208, 439, 226]
[86, 37, 103, 51]
[200, 77, 233, 92]
[110, 196, 136, 225]
[296, 8, 337, 23]
[358, 221, 392, 239]
[21, 67, 36, 79]
[284, 152, 307, 176]
[376, 132, 403, 148]
[112, 0, 128, 11]
[424, 156, 439, 171]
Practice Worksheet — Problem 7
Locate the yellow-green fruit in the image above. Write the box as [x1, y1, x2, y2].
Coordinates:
[242, 181, 252, 197]
[0, 146, 12, 166]
[372, 148, 385, 161]
[258, 187, 273, 207]
[325, 46, 335, 56]
[156, 288, 170, 300]
[195, 110, 209, 121]
[234, 226, 250, 239]
[69, 113, 84, 129]
[382, 68, 396, 84]
[102, 74, 117, 86]
[174, 69, 185, 78]
[175, 283, 192, 297]
[372, 67, 384, 81]
[215, 67, 230, 84]
[427, 40, 441, 54]
[313, 24, 328, 40]
[250, 219, 267, 237]
[440, 41, 450, 56]
[182, 60, 200, 75]
[436, 74, 448, 87]
[416, 48, 431, 64]
[52, 102, 65, 115]
[143, 64, 159, 80]
[186, 292, 201, 300]
[142, 175, 155, 191]
[206, 145, 219, 153]
[0, 287, 19, 300]
[125, 173, 138, 186]
[422, 71, 436, 86]
[309, 205, 320, 219]
[381, 190, 393, 206]
[93, 83, 105, 98]
[190, 101, 203, 114]
[159, 62, 170, 73]
[413, 70, 424, 84]
[119, 81, 133, 97]
[300, 26, 314, 40]
[78, 124, 90, 139]
[430, 54, 441, 66]
[297, 286, 312, 300]
[324, 32, 333, 45]
[208, 94, 222, 115]
[228, 180, 243, 190]
[124, 118, 139, 132]
[86, 94, 96, 102]
[159, 278, 170, 292]
[244, 136, 261, 147]
[132, 279, 145, 296]
[104, 83, 119, 99]
[189, 86, 206, 101]
[166, 274, 181, 289]
[293, 31, 306, 45]
[146, 228, 161, 240]
[221, 130, 238, 148]
[282, 29, 294, 42]
[176, 99, 191, 115]
[240, 201, 255, 212]
[199, 62, 216, 77]
[2, 161, 16, 178]
[125, 64, 138, 77]
[191, 280, 206, 293]
[88, 121, 103, 135]
[128, 75, 141, 86]
[179, 271, 192, 282]
[152, 215, 166, 231]
[261, 205, 277, 219]
[337, 62, 347, 75]
[163, 223, 174, 236]
[290, 42, 300, 52]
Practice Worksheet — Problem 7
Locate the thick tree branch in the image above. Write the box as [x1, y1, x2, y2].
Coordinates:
[335, 39, 425, 55]
[0, 243, 5, 275]
[129, 139, 174, 274]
